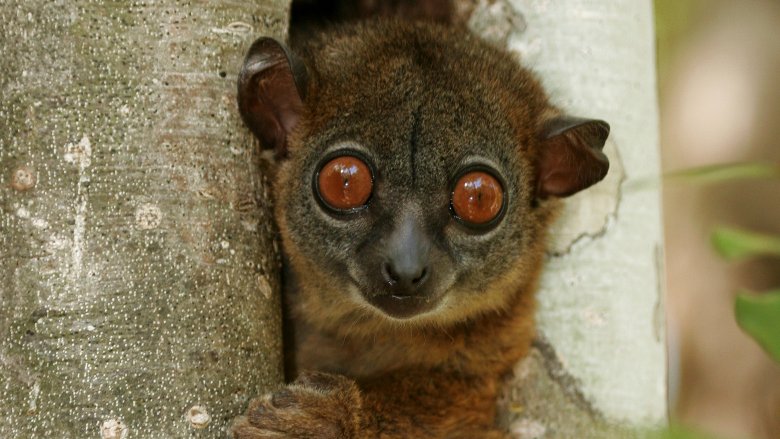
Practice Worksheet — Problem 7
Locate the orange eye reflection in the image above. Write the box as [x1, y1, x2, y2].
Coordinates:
[317, 155, 373, 211]
[452, 171, 504, 225]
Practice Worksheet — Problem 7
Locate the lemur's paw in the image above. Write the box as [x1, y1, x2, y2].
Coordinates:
[230, 372, 363, 439]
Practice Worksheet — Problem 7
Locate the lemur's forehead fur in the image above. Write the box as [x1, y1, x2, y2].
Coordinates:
[292, 20, 551, 210]
[300, 20, 550, 152]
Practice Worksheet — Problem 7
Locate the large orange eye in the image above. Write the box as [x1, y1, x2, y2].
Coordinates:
[316, 155, 373, 211]
[451, 171, 504, 225]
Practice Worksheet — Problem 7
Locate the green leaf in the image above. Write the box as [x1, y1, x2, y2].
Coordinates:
[646, 424, 721, 439]
[735, 291, 780, 362]
[666, 162, 780, 185]
[711, 227, 780, 260]
[625, 161, 779, 194]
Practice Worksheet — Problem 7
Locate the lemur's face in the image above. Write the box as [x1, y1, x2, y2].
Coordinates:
[237, 23, 610, 324]
[279, 87, 541, 322]
[280, 105, 538, 319]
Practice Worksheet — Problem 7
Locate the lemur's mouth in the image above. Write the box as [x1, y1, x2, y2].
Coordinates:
[365, 293, 441, 319]
[346, 264, 451, 320]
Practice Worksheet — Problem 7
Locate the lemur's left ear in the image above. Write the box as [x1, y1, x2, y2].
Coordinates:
[237, 37, 308, 158]
[536, 116, 610, 198]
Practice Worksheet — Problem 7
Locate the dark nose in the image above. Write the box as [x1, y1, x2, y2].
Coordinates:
[382, 260, 429, 293]
[379, 213, 431, 296]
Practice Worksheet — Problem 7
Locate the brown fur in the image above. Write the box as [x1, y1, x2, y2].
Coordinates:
[232, 19, 608, 439]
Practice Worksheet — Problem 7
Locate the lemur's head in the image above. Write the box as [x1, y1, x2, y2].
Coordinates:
[237, 22, 609, 327]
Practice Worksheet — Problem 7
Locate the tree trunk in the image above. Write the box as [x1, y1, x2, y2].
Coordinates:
[0, 1, 288, 437]
[467, 1, 668, 437]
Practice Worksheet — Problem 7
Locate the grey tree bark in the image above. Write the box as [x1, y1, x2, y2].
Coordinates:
[0, 1, 288, 437]
[465, 1, 667, 437]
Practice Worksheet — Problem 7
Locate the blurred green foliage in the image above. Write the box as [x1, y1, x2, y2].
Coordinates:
[657, 164, 780, 439]
[708, 197, 780, 364]
[654, 0, 704, 91]
[653, 1, 778, 438]
[734, 292, 780, 362]
[665, 163, 780, 186]
[712, 227, 780, 261]
[648, 424, 728, 439]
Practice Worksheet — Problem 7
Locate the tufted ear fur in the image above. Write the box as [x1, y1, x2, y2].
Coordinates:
[536, 116, 610, 199]
[237, 38, 308, 158]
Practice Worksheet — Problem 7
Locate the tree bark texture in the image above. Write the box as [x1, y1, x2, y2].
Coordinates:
[0, 1, 288, 437]
[465, 1, 667, 437]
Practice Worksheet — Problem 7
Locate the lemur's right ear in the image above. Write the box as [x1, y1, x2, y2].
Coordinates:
[238, 38, 308, 158]
[535, 116, 610, 199]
